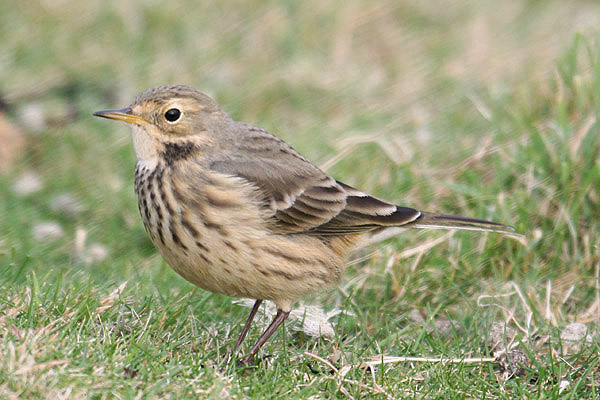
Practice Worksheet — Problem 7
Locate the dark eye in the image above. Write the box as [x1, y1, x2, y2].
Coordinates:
[164, 108, 181, 122]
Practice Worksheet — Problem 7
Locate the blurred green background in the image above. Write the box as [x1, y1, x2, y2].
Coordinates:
[1, 1, 599, 398]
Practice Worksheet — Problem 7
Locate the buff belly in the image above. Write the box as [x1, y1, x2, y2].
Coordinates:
[135, 161, 343, 311]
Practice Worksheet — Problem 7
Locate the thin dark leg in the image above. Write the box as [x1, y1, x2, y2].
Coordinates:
[232, 299, 263, 354]
[238, 309, 290, 366]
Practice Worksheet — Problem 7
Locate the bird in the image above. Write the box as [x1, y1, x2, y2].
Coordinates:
[94, 85, 517, 365]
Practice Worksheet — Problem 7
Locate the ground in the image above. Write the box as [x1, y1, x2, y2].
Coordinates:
[0, 1, 599, 398]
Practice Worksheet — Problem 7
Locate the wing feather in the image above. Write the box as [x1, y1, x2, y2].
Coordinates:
[207, 123, 421, 235]
[205, 122, 517, 239]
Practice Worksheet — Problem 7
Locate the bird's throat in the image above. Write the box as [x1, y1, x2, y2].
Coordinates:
[131, 125, 160, 167]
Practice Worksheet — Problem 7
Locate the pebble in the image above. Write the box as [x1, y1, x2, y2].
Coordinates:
[487, 321, 518, 352]
[408, 309, 459, 335]
[12, 171, 43, 196]
[560, 322, 589, 354]
[49, 193, 84, 219]
[17, 103, 46, 133]
[73, 227, 109, 264]
[497, 349, 528, 378]
[32, 222, 64, 241]
[83, 243, 109, 264]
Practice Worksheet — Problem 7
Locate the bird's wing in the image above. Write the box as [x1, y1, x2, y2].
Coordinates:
[208, 124, 421, 235]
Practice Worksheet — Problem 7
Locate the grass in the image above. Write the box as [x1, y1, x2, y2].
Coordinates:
[1, 1, 600, 398]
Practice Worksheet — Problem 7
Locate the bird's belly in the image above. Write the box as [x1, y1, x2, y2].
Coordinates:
[152, 224, 344, 306]
[134, 163, 344, 305]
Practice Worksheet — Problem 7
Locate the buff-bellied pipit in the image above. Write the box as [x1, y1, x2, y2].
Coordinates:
[94, 85, 517, 365]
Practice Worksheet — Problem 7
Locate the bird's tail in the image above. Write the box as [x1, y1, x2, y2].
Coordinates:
[360, 211, 522, 248]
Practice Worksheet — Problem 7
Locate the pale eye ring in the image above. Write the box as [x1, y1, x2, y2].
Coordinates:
[164, 108, 181, 122]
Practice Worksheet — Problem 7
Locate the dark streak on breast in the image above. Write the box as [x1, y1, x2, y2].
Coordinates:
[251, 262, 271, 277]
[195, 240, 209, 252]
[203, 221, 228, 236]
[182, 217, 199, 238]
[263, 247, 315, 265]
[170, 224, 188, 251]
[199, 253, 211, 265]
[223, 240, 239, 252]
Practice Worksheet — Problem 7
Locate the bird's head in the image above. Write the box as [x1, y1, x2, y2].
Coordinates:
[94, 85, 226, 162]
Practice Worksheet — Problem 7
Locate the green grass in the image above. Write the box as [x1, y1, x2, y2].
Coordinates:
[1, 1, 600, 398]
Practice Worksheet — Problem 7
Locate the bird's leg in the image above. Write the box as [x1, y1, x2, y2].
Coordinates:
[232, 299, 263, 355]
[238, 308, 290, 366]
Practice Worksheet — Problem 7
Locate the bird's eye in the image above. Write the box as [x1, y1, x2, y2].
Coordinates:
[164, 108, 181, 122]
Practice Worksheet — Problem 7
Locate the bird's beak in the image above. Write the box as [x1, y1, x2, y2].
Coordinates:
[93, 107, 147, 125]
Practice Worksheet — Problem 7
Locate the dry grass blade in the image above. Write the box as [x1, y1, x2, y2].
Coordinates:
[96, 281, 127, 314]
[397, 232, 454, 259]
[304, 352, 392, 399]
[360, 355, 496, 368]
[569, 116, 596, 158]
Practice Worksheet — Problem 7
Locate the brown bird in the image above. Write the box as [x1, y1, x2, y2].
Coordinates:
[94, 85, 517, 365]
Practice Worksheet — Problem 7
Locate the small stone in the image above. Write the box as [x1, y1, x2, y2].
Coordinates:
[408, 309, 425, 324]
[85, 243, 109, 264]
[433, 318, 457, 335]
[235, 299, 352, 339]
[49, 193, 84, 219]
[17, 103, 46, 133]
[73, 227, 109, 264]
[290, 305, 337, 338]
[497, 349, 528, 378]
[408, 309, 458, 335]
[561, 322, 588, 354]
[12, 171, 43, 196]
[488, 322, 518, 352]
[32, 222, 64, 241]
